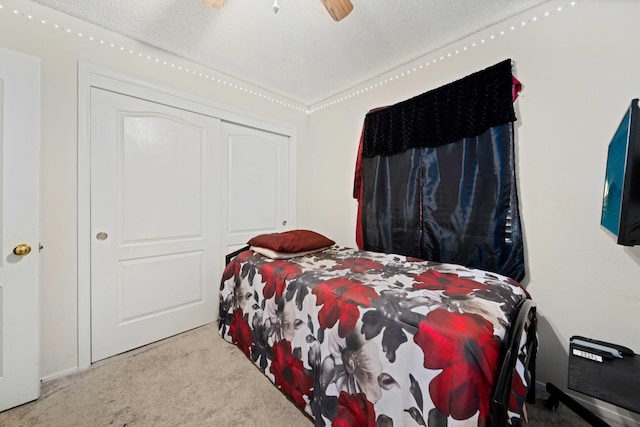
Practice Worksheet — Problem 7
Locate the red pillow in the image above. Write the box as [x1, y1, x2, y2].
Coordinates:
[247, 230, 334, 253]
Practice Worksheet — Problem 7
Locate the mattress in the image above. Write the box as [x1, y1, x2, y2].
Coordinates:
[219, 246, 535, 426]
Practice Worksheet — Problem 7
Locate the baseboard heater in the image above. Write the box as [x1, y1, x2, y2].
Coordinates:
[546, 336, 639, 427]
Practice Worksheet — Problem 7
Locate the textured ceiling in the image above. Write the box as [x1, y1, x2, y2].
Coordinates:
[30, 0, 549, 105]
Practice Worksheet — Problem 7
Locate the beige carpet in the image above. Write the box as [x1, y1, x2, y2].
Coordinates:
[0, 323, 596, 426]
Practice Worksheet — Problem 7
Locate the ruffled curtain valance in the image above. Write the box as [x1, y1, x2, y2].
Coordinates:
[362, 59, 517, 158]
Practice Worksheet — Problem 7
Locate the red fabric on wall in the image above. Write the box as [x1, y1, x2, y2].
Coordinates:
[354, 126, 365, 248]
[512, 76, 522, 101]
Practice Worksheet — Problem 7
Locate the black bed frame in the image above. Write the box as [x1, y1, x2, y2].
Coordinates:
[224, 247, 538, 426]
[225, 245, 250, 266]
[490, 298, 537, 426]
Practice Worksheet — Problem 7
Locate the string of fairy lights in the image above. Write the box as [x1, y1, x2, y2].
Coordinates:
[310, 1, 579, 113]
[0, 1, 578, 114]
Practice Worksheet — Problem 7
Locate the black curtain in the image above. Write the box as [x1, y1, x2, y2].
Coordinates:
[356, 59, 525, 281]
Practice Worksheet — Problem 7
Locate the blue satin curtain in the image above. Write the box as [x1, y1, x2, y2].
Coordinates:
[357, 59, 525, 281]
[361, 123, 524, 281]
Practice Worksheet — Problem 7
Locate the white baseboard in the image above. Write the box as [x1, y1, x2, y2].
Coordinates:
[535, 381, 640, 426]
[41, 367, 79, 383]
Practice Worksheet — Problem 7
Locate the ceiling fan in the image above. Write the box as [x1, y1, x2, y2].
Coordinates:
[202, 0, 353, 22]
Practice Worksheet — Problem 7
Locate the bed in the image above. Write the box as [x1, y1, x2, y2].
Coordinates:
[218, 235, 536, 427]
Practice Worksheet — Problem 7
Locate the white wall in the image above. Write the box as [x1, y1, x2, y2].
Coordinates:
[303, 0, 640, 424]
[0, 0, 309, 379]
[3, 0, 640, 424]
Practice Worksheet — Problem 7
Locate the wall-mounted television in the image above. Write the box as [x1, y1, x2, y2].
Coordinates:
[601, 98, 640, 246]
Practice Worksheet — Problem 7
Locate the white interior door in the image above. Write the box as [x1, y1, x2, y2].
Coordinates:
[221, 122, 292, 254]
[90, 87, 221, 362]
[0, 47, 40, 411]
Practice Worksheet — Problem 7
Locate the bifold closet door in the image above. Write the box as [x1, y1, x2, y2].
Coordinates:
[221, 122, 292, 255]
[90, 87, 221, 362]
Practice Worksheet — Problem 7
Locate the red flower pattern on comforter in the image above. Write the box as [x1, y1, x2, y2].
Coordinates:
[222, 249, 253, 282]
[332, 257, 385, 273]
[414, 309, 501, 421]
[333, 391, 376, 427]
[270, 339, 314, 409]
[312, 278, 379, 337]
[412, 269, 491, 296]
[259, 260, 302, 300]
[228, 308, 253, 358]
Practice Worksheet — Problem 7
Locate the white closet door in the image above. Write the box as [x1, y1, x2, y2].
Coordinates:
[221, 122, 292, 255]
[0, 47, 40, 411]
[90, 87, 221, 362]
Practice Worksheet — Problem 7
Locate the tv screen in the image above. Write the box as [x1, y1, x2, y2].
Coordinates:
[601, 98, 640, 246]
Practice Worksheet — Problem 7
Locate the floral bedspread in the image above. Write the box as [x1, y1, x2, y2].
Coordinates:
[218, 246, 533, 427]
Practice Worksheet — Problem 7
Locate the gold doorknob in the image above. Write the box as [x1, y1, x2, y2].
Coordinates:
[13, 244, 32, 256]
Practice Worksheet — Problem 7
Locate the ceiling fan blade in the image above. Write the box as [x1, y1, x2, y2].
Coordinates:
[202, 0, 226, 10]
[319, 0, 353, 21]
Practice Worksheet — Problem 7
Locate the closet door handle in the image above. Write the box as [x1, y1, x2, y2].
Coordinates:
[13, 244, 32, 256]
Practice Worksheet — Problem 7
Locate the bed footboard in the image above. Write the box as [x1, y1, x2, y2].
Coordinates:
[225, 245, 250, 266]
[491, 298, 538, 426]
